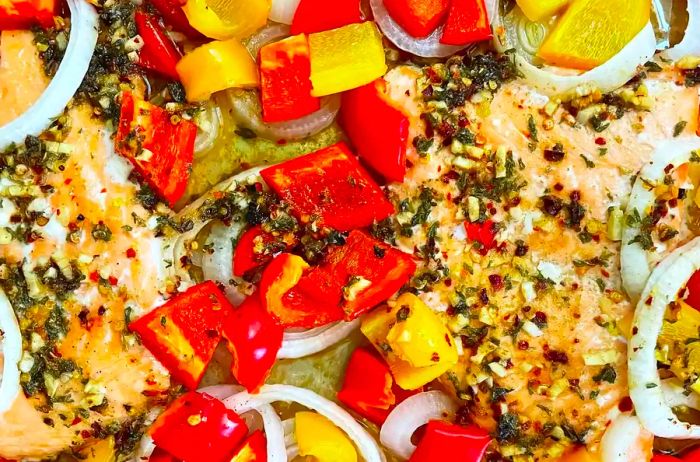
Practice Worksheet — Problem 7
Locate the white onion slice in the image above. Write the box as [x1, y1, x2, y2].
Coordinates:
[245, 23, 290, 58]
[0, 0, 98, 151]
[628, 237, 700, 438]
[269, 0, 300, 25]
[600, 413, 653, 462]
[193, 103, 222, 156]
[201, 221, 248, 306]
[224, 384, 386, 462]
[198, 384, 243, 400]
[662, 378, 700, 411]
[370, 0, 468, 58]
[379, 390, 458, 460]
[228, 89, 340, 141]
[278, 320, 360, 359]
[621, 137, 700, 302]
[0, 289, 21, 415]
[662, 0, 700, 61]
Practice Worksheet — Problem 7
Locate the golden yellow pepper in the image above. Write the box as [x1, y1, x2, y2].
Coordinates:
[361, 293, 458, 390]
[308, 22, 387, 97]
[515, 0, 569, 22]
[77, 436, 116, 462]
[176, 38, 259, 102]
[537, 0, 650, 70]
[295, 412, 357, 462]
[182, 0, 270, 40]
[560, 447, 600, 462]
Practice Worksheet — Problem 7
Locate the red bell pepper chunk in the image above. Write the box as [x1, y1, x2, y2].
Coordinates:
[409, 420, 492, 462]
[465, 219, 497, 253]
[221, 295, 283, 393]
[135, 12, 182, 81]
[684, 270, 700, 311]
[115, 91, 196, 207]
[259, 34, 320, 123]
[440, 0, 492, 46]
[290, 0, 362, 35]
[129, 281, 233, 389]
[337, 348, 395, 424]
[150, 392, 249, 462]
[260, 142, 395, 232]
[383, 0, 449, 38]
[233, 225, 281, 277]
[148, 0, 203, 39]
[149, 447, 180, 462]
[230, 430, 267, 462]
[0, 0, 54, 30]
[340, 79, 410, 183]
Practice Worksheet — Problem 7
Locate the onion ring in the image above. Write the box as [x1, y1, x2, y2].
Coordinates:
[278, 320, 360, 359]
[661, 378, 700, 411]
[269, 0, 300, 25]
[662, 0, 700, 61]
[201, 221, 248, 306]
[600, 413, 653, 462]
[0, 0, 98, 151]
[0, 289, 21, 415]
[245, 23, 290, 58]
[193, 103, 223, 156]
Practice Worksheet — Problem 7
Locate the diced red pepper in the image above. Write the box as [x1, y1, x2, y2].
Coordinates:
[685, 270, 700, 311]
[409, 420, 492, 462]
[115, 91, 196, 206]
[0, 0, 54, 30]
[149, 447, 180, 462]
[340, 79, 409, 183]
[260, 143, 395, 232]
[135, 11, 182, 80]
[129, 281, 233, 389]
[230, 430, 267, 462]
[465, 219, 497, 253]
[337, 348, 395, 424]
[259, 34, 320, 123]
[440, 0, 492, 46]
[148, 0, 203, 39]
[150, 392, 249, 462]
[383, 0, 449, 38]
[290, 0, 362, 35]
[221, 295, 283, 393]
[233, 225, 287, 277]
[651, 456, 682, 462]
[681, 447, 700, 461]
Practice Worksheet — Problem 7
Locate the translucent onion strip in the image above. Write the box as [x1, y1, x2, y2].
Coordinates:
[269, 0, 300, 25]
[600, 413, 653, 462]
[245, 23, 290, 58]
[278, 320, 360, 359]
[662, 0, 700, 61]
[0, 289, 22, 415]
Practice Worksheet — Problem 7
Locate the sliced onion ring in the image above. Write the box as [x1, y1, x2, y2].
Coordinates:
[278, 320, 360, 359]
[224, 384, 386, 462]
[193, 103, 223, 156]
[269, 0, 300, 25]
[0, 0, 98, 151]
[662, 0, 700, 61]
[370, 0, 467, 58]
[600, 413, 653, 462]
[201, 221, 248, 306]
[0, 289, 22, 415]
[661, 378, 700, 411]
[228, 89, 340, 141]
[244, 23, 291, 58]
[621, 137, 700, 302]
[628, 237, 700, 438]
[379, 390, 458, 460]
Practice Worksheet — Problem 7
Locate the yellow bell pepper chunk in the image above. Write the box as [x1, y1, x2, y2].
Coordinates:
[295, 412, 357, 462]
[516, 0, 569, 22]
[361, 293, 458, 390]
[537, 0, 650, 70]
[560, 447, 600, 462]
[78, 436, 116, 462]
[182, 0, 270, 40]
[176, 39, 258, 102]
[308, 22, 387, 97]
[660, 301, 700, 345]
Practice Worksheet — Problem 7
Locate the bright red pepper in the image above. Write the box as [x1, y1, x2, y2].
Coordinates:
[135, 12, 182, 80]
[149, 447, 180, 462]
[221, 295, 283, 393]
[115, 91, 196, 207]
[290, 0, 362, 34]
[230, 430, 267, 462]
[464, 219, 497, 253]
[150, 392, 249, 462]
[129, 281, 233, 389]
[652, 456, 682, 462]
[148, 0, 203, 39]
[682, 447, 700, 460]
[233, 225, 295, 277]
[260, 143, 395, 232]
[337, 348, 395, 424]
[383, 0, 449, 37]
[440, 0, 492, 46]
[409, 420, 492, 462]
[259, 34, 320, 123]
[340, 79, 409, 183]
[0, 0, 54, 30]
[685, 270, 700, 311]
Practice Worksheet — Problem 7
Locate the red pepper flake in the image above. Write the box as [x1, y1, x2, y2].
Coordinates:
[595, 137, 606, 145]
[89, 271, 100, 282]
[618, 396, 633, 412]
[108, 276, 118, 286]
[64, 178, 72, 185]
[126, 248, 137, 258]
[71, 417, 82, 426]
[488, 274, 504, 291]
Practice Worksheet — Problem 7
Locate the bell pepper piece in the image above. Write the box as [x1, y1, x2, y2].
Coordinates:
[560, 447, 600, 462]
[135, 12, 182, 81]
[259, 34, 320, 123]
[515, 0, 569, 22]
[78, 436, 116, 462]
[652, 457, 681, 462]
[684, 270, 700, 311]
[337, 348, 395, 424]
[537, 0, 650, 70]
[295, 412, 358, 462]
[221, 295, 283, 393]
[233, 225, 296, 277]
[340, 79, 410, 183]
[150, 391, 249, 462]
[230, 430, 267, 462]
[681, 447, 700, 461]
[440, 0, 492, 46]
[307, 22, 387, 96]
[290, 0, 362, 35]
[362, 293, 458, 390]
[383, 0, 449, 38]
[115, 91, 196, 207]
[148, 0, 203, 39]
[149, 447, 179, 462]
[409, 420, 491, 462]
[260, 142, 394, 231]
[465, 219, 497, 252]
[0, 0, 54, 29]
[176, 38, 258, 102]
[128, 281, 233, 389]
[182, 0, 269, 40]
